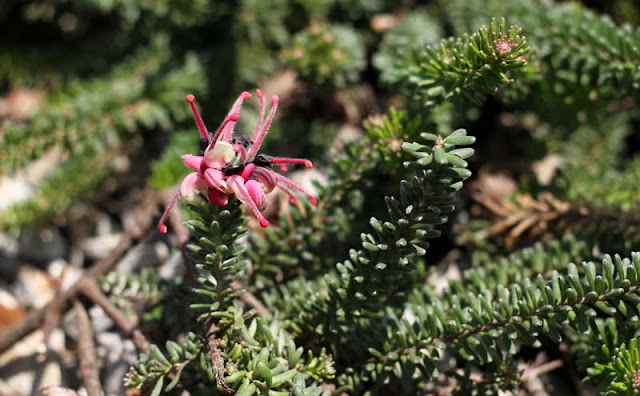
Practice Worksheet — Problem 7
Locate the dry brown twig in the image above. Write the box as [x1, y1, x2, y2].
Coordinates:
[472, 191, 640, 249]
[73, 300, 103, 396]
[0, 189, 159, 354]
[77, 278, 150, 353]
[37, 266, 68, 362]
[205, 320, 232, 393]
[517, 353, 564, 396]
[473, 192, 572, 249]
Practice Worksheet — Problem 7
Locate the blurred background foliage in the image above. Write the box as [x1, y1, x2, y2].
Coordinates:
[1, 0, 639, 238]
[1, 0, 640, 394]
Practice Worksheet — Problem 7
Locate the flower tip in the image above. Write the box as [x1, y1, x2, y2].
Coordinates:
[229, 112, 240, 122]
[158, 223, 167, 234]
[259, 218, 270, 228]
[309, 196, 317, 205]
[272, 95, 279, 105]
[185, 94, 195, 103]
[289, 196, 297, 204]
[256, 89, 263, 98]
[241, 91, 252, 100]
[304, 160, 313, 168]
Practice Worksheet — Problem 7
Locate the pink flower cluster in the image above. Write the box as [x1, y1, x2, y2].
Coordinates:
[158, 90, 316, 233]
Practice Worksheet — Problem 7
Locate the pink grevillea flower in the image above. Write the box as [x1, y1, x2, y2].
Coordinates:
[158, 90, 316, 233]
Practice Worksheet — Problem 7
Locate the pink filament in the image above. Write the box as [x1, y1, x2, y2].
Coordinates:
[262, 168, 317, 205]
[276, 183, 298, 204]
[253, 89, 265, 137]
[158, 190, 182, 234]
[269, 157, 313, 168]
[209, 112, 239, 148]
[222, 91, 252, 142]
[229, 176, 270, 228]
[186, 95, 208, 139]
[248, 95, 279, 159]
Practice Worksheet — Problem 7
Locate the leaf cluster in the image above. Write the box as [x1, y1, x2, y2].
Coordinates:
[127, 199, 335, 394]
[282, 21, 366, 89]
[397, 18, 530, 106]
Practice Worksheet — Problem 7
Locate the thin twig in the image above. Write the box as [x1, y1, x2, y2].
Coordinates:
[206, 319, 232, 393]
[74, 300, 103, 396]
[519, 356, 564, 396]
[525, 358, 564, 379]
[37, 266, 67, 362]
[77, 277, 150, 353]
[0, 190, 158, 354]
[231, 280, 272, 319]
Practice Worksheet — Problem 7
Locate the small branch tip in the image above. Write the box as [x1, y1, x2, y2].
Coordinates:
[309, 196, 317, 205]
[229, 112, 240, 122]
[241, 91, 252, 100]
[304, 160, 313, 168]
[272, 95, 279, 105]
[256, 89, 263, 98]
[158, 224, 167, 234]
[259, 218, 270, 228]
[185, 94, 195, 103]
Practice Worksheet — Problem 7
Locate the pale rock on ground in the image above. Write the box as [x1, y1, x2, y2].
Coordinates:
[12, 265, 56, 309]
[47, 259, 82, 294]
[0, 176, 33, 212]
[0, 287, 21, 309]
[62, 299, 114, 341]
[159, 251, 184, 279]
[116, 240, 170, 273]
[11, 259, 81, 311]
[0, 329, 67, 396]
[96, 332, 137, 396]
[36, 386, 79, 396]
[89, 305, 115, 334]
[0, 146, 64, 213]
[81, 233, 123, 261]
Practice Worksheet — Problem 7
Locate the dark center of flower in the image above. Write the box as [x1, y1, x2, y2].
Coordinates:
[199, 137, 210, 155]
